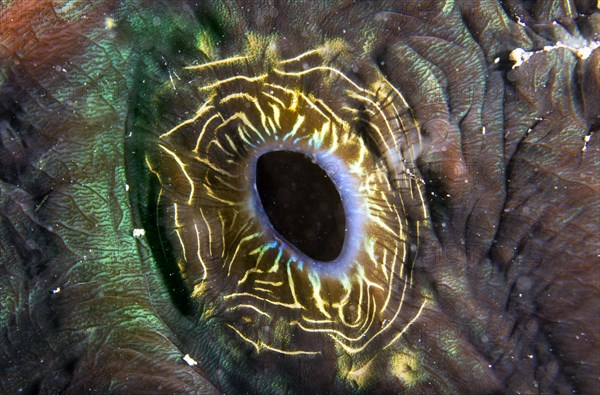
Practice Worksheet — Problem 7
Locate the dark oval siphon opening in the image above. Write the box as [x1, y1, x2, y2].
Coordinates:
[255, 150, 346, 262]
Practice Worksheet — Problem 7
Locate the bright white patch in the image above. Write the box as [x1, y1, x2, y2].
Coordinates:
[183, 354, 198, 366]
[132, 228, 146, 238]
[52, 287, 61, 294]
[125, 184, 130, 192]
[511, 40, 600, 69]
[509, 48, 533, 68]
[544, 41, 600, 60]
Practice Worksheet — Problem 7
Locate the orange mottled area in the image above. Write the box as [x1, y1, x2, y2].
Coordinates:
[0, 0, 113, 73]
[0, 0, 128, 140]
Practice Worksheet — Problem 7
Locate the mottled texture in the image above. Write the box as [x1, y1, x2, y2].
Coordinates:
[0, 1, 598, 394]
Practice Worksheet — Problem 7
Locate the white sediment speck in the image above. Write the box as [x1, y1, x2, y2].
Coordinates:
[104, 17, 116, 30]
[582, 134, 591, 152]
[52, 287, 61, 294]
[132, 228, 146, 238]
[183, 354, 198, 366]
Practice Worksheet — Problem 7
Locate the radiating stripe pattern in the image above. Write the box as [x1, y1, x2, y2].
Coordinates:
[145, 37, 429, 360]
